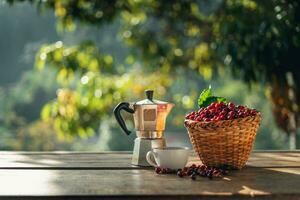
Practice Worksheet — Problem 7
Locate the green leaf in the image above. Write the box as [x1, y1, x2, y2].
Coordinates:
[198, 86, 227, 108]
[197, 86, 212, 107]
[216, 96, 227, 103]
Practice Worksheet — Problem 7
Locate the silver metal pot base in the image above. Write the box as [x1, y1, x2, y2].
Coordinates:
[131, 137, 166, 166]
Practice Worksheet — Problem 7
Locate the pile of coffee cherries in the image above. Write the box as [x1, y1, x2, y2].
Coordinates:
[155, 164, 229, 180]
[185, 102, 258, 122]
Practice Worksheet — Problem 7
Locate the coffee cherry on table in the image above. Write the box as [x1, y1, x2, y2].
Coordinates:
[221, 169, 229, 175]
[177, 170, 184, 178]
[207, 172, 213, 180]
[155, 167, 161, 174]
[187, 169, 194, 176]
[190, 173, 197, 180]
[154, 164, 228, 181]
[161, 168, 167, 174]
[212, 169, 222, 178]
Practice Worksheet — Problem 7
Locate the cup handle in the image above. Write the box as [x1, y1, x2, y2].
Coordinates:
[146, 151, 158, 167]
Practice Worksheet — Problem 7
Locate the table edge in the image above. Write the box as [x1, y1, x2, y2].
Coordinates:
[0, 150, 298, 155]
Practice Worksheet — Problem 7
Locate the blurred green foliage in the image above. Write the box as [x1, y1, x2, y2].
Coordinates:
[36, 41, 171, 138]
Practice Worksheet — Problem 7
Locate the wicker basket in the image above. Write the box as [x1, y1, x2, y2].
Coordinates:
[184, 113, 261, 169]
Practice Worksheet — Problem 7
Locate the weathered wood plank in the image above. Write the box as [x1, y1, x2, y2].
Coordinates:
[0, 153, 135, 169]
[0, 167, 298, 198]
[0, 152, 299, 199]
[0, 151, 298, 169]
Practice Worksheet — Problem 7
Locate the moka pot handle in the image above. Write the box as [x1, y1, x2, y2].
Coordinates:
[113, 102, 135, 135]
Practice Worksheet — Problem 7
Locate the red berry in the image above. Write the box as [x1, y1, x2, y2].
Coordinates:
[177, 171, 184, 177]
[219, 102, 225, 107]
[214, 103, 220, 109]
[155, 167, 161, 174]
[250, 109, 257, 115]
[210, 108, 216, 113]
[228, 102, 234, 106]
[227, 111, 234, 119]
[190, 173, 197, 180]
[208, 104, 215, 110]
[220, 110, 227, 116]
[228, 111, 234, 116]
[228, 102, 235, 110]
[237, 105, 244, 110]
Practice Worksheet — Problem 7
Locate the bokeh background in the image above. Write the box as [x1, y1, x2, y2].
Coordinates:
[0, 0, 299, 151]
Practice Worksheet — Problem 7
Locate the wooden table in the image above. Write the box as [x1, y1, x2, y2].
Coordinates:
[0, 151, 299, 200]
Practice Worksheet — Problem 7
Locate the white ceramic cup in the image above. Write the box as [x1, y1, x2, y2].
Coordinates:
[146, 147, 189, 169]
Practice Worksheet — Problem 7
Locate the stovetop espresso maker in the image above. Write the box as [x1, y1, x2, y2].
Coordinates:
[114, 90, 174, 166]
